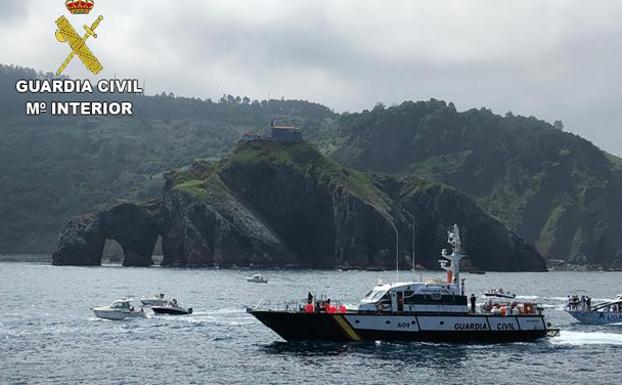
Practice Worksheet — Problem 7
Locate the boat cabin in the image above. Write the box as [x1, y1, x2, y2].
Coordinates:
[111, 300, 131, 309]
[357, 281, 468, 313]
[357, 225, 470, 314]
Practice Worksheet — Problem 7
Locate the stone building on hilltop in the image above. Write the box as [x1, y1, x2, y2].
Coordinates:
[240, 121, 303, 142]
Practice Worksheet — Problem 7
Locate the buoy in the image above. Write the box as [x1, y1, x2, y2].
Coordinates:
[338, 305, 347, 314]
[304, 303, 314, 313]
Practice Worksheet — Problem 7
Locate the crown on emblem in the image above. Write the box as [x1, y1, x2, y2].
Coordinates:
[65, 0, 95, 15]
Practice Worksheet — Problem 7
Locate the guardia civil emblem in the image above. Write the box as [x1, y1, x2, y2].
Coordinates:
[55, 1, 103, 76]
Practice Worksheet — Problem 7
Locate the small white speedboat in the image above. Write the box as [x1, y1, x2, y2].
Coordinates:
[246, 274, 268, 283]
[140, 293, 167, 307]
[92, 299, 147, 320]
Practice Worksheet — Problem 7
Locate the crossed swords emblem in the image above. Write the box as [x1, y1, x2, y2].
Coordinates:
[55, 15, 104, 76]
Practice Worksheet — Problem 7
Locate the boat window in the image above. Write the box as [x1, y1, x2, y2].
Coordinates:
[362, 290, 388, 302]
[375, 292, 390, 302]
[379, 293, 391, 304]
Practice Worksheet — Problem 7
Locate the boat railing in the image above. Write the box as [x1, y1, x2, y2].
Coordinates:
[250, 299, 307, 312]
[249, 298, 353, 313]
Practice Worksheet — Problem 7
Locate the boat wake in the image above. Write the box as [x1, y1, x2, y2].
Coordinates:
[552, 330, 622, 345]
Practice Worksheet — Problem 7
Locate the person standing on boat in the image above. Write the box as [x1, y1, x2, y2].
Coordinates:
[470, 294, 476, 313]
[304, 293, 315, 313]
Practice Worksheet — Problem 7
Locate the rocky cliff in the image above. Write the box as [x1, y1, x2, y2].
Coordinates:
[332, 100, 622, 268]
[52, 141, 545, 271]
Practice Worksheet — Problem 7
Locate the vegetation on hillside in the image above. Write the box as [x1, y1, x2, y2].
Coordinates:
[331, 100, 622, 267]
[0, 64, 336, 253]
[228, 141, 392, 217]
[3, 63, 622, 267]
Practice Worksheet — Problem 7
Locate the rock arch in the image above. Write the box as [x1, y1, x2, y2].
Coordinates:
[52, 202, 161, 266]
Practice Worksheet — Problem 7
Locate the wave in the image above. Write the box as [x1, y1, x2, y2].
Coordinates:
[212, 307, 246, 313]
[552, 330, 622, 345]
[546, 297, 570, 301]
[515, 295, 538, 299]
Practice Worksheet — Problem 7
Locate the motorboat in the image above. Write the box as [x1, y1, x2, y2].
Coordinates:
[565, 294, 622, 324]
[248, 224, 559, 342]
[247, 274, 268, 283]
[140, 293, 167, 307]
[152, 305, 193, 315]
[92, 299, 147, 320]
[152, 300, 193, 315]
[484, 289, 516, 299]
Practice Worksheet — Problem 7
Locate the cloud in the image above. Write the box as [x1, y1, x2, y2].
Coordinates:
[1, 0, 622, 154]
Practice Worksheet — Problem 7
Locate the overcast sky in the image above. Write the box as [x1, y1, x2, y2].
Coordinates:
[2, 0, 622, 155]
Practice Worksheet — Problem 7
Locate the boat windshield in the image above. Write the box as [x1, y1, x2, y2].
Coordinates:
[361, 290, 388, 303]
[594, 299, 622, 311]
[112, 302, 130, 308]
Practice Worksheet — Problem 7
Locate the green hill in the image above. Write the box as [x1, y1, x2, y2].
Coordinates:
[331, 100, 622, 268]
[0, 64, 336, 253]
[4, 63, 622, 269]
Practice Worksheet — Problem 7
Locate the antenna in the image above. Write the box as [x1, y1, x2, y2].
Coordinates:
[411, 222, 416, 278]
[395, 225, 399, 282]
[440, 224, 466, 291]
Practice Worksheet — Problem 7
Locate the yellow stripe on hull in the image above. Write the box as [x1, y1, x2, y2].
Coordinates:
[333, 315, 361, 341]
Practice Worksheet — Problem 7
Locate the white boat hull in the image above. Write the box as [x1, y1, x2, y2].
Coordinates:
[566, 310, 622, 325]
[93, 308, 146, 320]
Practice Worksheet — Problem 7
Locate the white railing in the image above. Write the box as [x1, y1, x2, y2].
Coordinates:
[250, 299, 307, 312]
[249, 298, 353, 312]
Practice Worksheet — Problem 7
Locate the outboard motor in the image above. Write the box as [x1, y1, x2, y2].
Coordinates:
[188, 308, 193, 314]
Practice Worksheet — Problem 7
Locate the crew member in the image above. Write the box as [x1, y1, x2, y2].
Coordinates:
[470, 294, 476, 313]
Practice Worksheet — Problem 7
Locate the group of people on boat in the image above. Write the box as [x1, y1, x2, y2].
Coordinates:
[488, 288, 507, 295]
[567, 294, 592, 311]
[481, 299, 536, 315]
[302, 293, 347, 314]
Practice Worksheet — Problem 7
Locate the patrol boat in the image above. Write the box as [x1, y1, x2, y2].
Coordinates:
[565, 294, 622, 324]
[248, 225, 559, 342]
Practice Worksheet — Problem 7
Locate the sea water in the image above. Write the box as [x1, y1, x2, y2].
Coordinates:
[1, 262, 621, 385]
